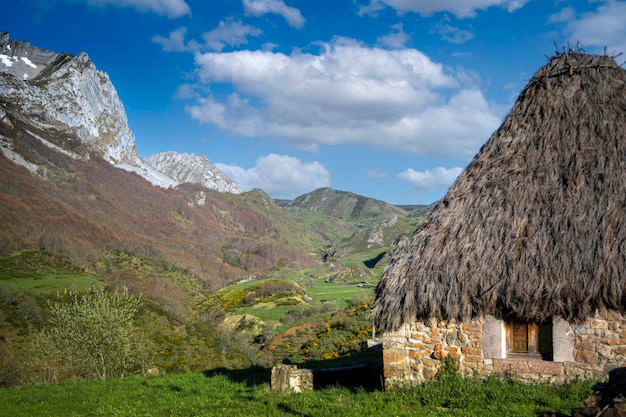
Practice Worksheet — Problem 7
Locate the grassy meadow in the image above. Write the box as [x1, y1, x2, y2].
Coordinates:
[0, 369, 591, 417]
[0, 250, 100, 293]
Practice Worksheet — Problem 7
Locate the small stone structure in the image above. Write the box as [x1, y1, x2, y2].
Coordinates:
[271, 364, 314, 394]
[382, 310, 626, 389]
[271, 361, 383, 393]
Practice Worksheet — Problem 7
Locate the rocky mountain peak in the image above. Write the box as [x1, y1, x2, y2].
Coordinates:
[0, 32, 245, 194]
[0, 32, 139, 166]
[0, 31, 58, 80]
[145, 151, 244, 194]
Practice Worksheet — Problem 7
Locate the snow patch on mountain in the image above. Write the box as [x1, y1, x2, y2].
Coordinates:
[119, 159, 179, 189]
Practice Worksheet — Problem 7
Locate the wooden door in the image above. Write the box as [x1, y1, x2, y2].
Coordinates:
[510, 321, 529, 352]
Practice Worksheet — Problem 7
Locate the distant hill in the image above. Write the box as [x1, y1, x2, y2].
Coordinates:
[276, 187, 432, 250]
[276, 187, 409, 227]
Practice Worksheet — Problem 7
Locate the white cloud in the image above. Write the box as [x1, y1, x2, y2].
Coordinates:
[398, 166, 463, 190]
[81, 0, 191, 17]
[154, 21, 262, 53]
[547, 6, 575, 24]
[557, 2, 626, 55]
[153, 27, 188, 52]
[431, 17, 474, 44]
[367, 169, 388, 179]
[202, 18, 262, 52]
[185, 37, 500, 158]
[358, 0, 531, 18]
[216, 154, 331, 198]
[377, 23, 410, 49]
[243, 0, 305, 29]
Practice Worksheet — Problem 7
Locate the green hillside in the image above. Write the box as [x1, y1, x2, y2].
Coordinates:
[0, 171, 428, 388]
[276, 188, 418, 241]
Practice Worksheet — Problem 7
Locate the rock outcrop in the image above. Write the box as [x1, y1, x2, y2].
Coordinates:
[145, 151, 244, 194]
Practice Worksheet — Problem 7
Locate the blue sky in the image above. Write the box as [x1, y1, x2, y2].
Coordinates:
[3, 1, 626, 204]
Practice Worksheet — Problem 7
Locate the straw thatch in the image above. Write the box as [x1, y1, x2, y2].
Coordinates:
[373, 51, 626, 332]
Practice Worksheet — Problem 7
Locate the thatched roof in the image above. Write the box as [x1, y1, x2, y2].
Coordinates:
[373, 51, 626, 332]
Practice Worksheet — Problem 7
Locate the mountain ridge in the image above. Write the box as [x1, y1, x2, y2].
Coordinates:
[0, 32, 244, 195]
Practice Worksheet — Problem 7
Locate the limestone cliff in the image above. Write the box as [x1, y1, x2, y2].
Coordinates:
[0, 32, 243, 193]
[0, 31, 138, 165]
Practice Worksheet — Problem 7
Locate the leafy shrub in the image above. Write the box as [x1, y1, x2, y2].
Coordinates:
[34, 287, 149, 381]
[436, 354, 460, 381]
[0, 284, 42, 331]
[0, 284, 18, 306]
[12, 295, 42, 330]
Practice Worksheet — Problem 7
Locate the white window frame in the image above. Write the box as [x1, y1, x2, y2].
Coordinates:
[482, 315, 574, 362]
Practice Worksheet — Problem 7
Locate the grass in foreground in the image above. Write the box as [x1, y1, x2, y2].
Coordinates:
[0, 369, 591, 417]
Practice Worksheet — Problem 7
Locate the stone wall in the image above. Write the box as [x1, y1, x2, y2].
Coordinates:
[567, 309, 626, 380]
[382, 317, 489, 389]
[381, 311, 626, 390]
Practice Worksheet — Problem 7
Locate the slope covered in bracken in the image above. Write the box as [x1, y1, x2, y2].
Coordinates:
[0, 111, 322, 290]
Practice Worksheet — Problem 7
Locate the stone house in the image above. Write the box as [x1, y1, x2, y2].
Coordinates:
[372, 51, 626, 389]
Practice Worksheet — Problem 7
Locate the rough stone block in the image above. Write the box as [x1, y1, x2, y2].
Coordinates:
[590, 320, 609, 330]
[422, 358, 435, 368]
[575, 349, 599, 363]
[461, 347, 481, 355]
[431, 349, 447, 360]
[464, 355, 483, 363]
[420, 337, 435, 345]
[271, 365, 313, 394]
[384, 348, 408, 364]
[462, 323, 481, 332]
[424, 367, 438, 380]
[596, 344, 613, 358]
[577, 342, 595, 351]
[471, 339, 482, 347]
[448, 346, 460, 354]
[575, 326, 594, 335]
[409, 350, 422, 359]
